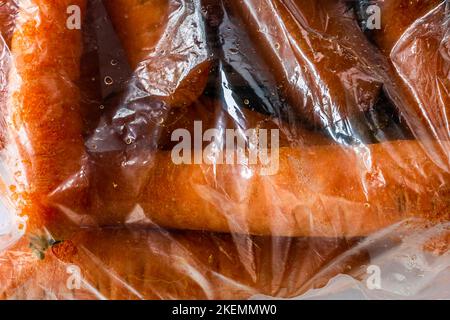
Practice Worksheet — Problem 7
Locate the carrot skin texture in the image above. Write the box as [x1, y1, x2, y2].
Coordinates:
[87, 140, 450, 237]
[9, 0, 87, 230]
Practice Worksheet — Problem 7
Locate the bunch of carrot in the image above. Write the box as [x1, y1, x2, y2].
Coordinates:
[0, 0, 448, 299]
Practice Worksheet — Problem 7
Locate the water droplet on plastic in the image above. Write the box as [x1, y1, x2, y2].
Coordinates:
[99, 105, 105, 110]
[243, 99, 250, 105]
[229, 47, 239, 55]
[110, 59, 118, 66]
[104, 76, 114, 86]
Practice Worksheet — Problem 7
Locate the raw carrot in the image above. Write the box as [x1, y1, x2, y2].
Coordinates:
[224, 0, 386, 128]
[372, 0, 444, 53]
[0, 229, 364, 299]
[104, 0, 212, 108]
[152, 97, 333, 150]
[88, 140, 450, 237]
[371, 0, 450, 139]
[85, 96, 332, 231]
[9, 0, 87, 230]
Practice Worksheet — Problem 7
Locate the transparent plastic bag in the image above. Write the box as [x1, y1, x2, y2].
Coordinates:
[0, 0, 448, 299]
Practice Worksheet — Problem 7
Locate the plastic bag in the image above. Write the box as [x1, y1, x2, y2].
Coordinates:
[0, 0, 448, 299]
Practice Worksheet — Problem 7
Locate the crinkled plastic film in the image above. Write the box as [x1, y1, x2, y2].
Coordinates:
[0, 0, 449, 300]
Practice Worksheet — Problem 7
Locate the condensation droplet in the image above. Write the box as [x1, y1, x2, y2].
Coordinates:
[104, 76, 114, 86]
[243, 99, 250, 105]
[99, 105, 105, 110]
[229, 47, 239, 55]
[110, 59, 118, 66]
[125, 137, 133, 145]
[274, 42, 281, 50]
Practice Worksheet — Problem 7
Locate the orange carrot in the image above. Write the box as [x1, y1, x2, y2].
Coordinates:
[0, 229, 364, 299]
[372, 0, 450, 139]
[87, 140, 450, 237]
[104, 0, 212, 108]
[224, 0, 385, 128]
[9, 0, 87, 230]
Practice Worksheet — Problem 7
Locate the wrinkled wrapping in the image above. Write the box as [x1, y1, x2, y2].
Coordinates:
[0, 0, 449, 299]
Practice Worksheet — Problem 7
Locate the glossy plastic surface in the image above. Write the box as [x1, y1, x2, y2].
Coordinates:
[0, 0, 448, 299]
